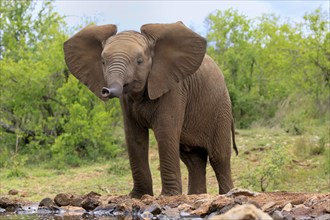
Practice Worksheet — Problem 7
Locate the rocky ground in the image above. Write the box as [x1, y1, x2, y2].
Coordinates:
[0, 189, 329, 219]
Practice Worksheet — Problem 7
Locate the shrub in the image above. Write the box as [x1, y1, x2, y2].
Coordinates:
[240, 144, 287, 192]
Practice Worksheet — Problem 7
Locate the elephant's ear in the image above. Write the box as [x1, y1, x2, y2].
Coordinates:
[63, 24, 117, 100]
[141, 22, 206, 100]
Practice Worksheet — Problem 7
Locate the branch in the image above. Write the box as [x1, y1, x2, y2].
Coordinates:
[0, 119, 35, 137]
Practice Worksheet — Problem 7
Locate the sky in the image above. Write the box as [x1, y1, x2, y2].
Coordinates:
[53, 1, 329, 36]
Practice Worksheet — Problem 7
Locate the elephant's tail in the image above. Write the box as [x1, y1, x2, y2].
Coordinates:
[231, 120, 238, 156]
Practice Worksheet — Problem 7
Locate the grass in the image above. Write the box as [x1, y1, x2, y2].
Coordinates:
[0, 128, 329, 202]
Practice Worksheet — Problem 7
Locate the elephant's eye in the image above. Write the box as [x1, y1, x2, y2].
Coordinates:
[101, 60, 105, 66]
[137, 57, 143, 65]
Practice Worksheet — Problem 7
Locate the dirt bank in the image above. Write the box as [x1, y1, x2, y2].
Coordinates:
[1, 189, 329, 219]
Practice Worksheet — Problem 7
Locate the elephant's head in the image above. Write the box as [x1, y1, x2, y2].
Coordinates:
[63, 22, 206, 100]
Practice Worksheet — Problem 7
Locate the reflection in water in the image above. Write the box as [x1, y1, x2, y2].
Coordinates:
[0, 213, 135, 220]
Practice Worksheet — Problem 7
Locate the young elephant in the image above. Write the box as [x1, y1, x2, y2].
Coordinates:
[63, 22, 238, 198]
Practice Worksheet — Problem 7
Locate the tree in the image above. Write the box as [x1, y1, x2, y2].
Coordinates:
[0, 0, 123, 167]
[205, 8, 329, 129]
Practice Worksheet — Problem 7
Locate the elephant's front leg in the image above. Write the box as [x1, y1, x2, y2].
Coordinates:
[154, 127, 182, 196]
[126, 127, 153, 198]
[152, 100, 186, 196]
[121, 101, 153, 199]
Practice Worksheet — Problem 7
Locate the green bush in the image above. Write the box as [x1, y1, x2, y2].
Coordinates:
[0, 1, 124, 168]
[239, 144, 287, 192]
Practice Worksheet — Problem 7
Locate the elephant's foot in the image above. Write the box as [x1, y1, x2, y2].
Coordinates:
[129, 188, 153, 199]
[160, 186, 182, 196]
[219, 181, 234, 194]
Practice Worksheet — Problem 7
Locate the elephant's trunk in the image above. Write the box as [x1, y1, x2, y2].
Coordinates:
[101, 82, 123, 98]
[101, 56, 129, 98]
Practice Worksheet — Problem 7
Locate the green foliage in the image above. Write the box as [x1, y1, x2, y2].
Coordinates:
[206, 8, 329, 129]
[240, 145, 287, 192]
[293, 135, 326, 158]
[1, 1, 329, 172]
[0, 0, 123, 168]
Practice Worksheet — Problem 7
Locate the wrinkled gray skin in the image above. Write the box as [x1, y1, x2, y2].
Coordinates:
[63, 22, 238, 199]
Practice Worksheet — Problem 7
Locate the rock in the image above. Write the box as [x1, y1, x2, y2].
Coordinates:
[84, 191, 101, 198]
[283, 215, 293, 220]
[54, 193, 71, 206]
[226, 188, 260, 197]
[141, 211, 153, 219]
[177, 203, 193, 212]
[70, 194, 83, 207]
[0, 197, 10, 208]
[234, 195, 247, 205]
[141, 194, 154, 205]
[210, 196, 235, 212]
[191, 201, 212, 216]
[180, 211, 200, 218]
[38, 197, 60, 214]
[315, 214, 330, 220]
[144, 203, 162, 215]
[292, 204, 311, 216]
[272, 210, 284, 220]
[218, 203, 236, 214]
[39, 198, 54, 207]
[0, 197, 20, 212]
[282, 202, 293, 212]
[81, 196, 101, 211]
[209, 204, 272, 220]
[162, 206, 180, 218]
[262, 201, 276, 212]
[0, 207, 5, 213]
[53, 193, 84, 207]
[8, 189, 19, 196]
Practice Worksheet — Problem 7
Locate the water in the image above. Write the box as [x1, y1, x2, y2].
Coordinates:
[0, 203, 133, 220]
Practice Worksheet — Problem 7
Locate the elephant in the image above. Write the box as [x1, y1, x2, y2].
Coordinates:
[63, 22, 238, 198]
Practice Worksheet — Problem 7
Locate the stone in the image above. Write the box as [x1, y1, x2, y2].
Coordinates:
[81, 196, 101, 211]
[177, 203, 193, 212]
[272, 210, 284, 220]
[39, 197, 54, 207]
[209, 204, 272, 220]
[70, 194, 83, 207]
[141, 211, 154, 219]
[191, 201, 212, 216]
[234, 195, 247, 205]
[8, 189, 19, 196]
[0, 197, 20, 212]
[226, 188, 260, 197]
[54, 193, 71, 206]
[282, 203, 293, 212]
[291, 204, 311, 218]
[145, 203, 162, 215]
[315, 214, 330, 220]
[162, 206, 180, 218]
[84, 191, 101, 197]
[0, 207, 5, 213]
[261, 201, 276, 212]
[193, 197, 212, 209]
[141, 194, 154, 205]
[218, 203, 236, 214]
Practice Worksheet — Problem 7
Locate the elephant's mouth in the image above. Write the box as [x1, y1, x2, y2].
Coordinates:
[123, 81, 142, 94]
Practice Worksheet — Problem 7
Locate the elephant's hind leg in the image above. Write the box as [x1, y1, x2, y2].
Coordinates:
[209, 125, 234, 194]
[180, 145, 207, 194]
